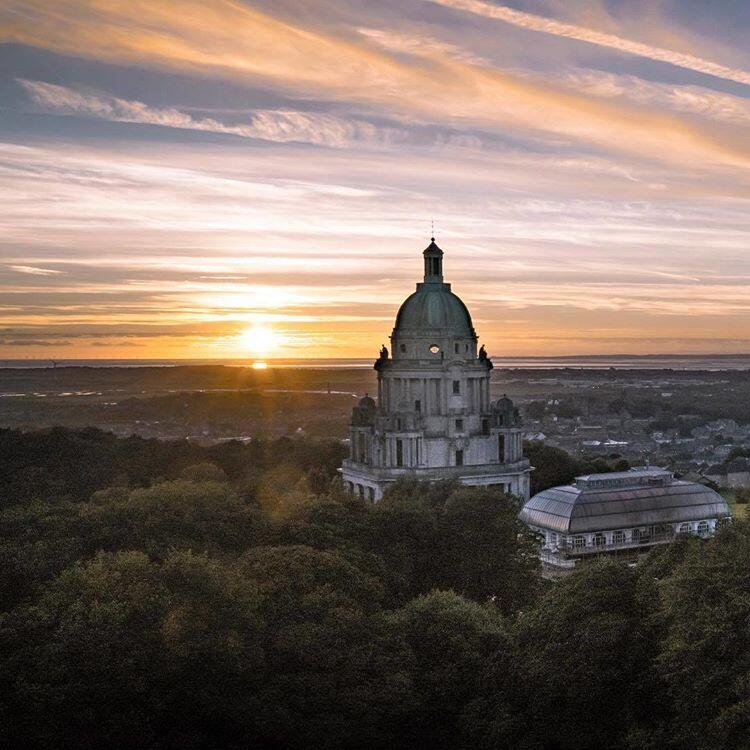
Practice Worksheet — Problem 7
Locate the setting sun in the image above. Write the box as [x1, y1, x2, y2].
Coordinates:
[238, 325, 282, 357]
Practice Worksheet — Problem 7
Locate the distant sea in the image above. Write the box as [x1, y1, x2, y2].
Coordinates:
[2, 355, 750, 371]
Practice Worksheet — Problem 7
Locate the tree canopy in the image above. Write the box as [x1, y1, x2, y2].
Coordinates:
[0, 427, 747, 750]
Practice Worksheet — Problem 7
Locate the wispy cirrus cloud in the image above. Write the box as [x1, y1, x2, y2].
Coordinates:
[10, 264, 63, 276]
[546, 69, 750, 126]
[18, 79, 405, 148]
[6, 1, 750, 171]
[357, 27, 490, 66]
[428, 0, 750, 87]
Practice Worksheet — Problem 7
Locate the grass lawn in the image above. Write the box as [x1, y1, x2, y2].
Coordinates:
[721, 489, 748, 519]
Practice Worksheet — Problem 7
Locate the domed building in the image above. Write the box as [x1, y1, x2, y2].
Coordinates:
[341, 239, 531, 502]
[519, 467, 730, 569]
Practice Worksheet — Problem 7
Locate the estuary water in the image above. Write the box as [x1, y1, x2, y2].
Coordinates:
[2, 355, 750, 370]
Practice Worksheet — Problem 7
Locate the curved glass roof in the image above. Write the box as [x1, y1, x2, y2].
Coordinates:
[519, 472, 730, 534]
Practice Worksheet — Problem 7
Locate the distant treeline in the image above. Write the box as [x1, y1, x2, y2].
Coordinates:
[0, 426, 346, 506]
[0, 364, 376, 393]
[0, 390, 357, 438]
[1, 428, 747, 750]
[0, 427, 623, 507]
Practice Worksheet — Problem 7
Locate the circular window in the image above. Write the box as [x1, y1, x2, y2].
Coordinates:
[429, 344, 440, 354]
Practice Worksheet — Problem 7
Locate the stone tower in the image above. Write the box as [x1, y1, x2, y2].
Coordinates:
[340, 239, 531, 502]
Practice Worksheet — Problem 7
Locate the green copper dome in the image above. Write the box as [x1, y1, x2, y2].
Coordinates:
[394, 283, 475, 336]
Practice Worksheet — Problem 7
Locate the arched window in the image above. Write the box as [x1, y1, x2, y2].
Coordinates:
[678, 522, 692, 534]
[572, 536, 585, 550]
[633, 528, 651, 544]
[697, 520, 710, 536]
[612, 530, 625, 545]
[593, 533, 606, 548]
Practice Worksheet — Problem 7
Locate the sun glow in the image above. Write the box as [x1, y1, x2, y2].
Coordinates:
[238, 324, 283, 356]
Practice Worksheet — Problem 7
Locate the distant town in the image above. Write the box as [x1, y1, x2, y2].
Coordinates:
[517, 370, 750, 492]
[3, 362, 749, 496]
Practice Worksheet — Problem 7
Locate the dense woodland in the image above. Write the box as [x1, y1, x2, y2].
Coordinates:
[1, 428, 748, 749]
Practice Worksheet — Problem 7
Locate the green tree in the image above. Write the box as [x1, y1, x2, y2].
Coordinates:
[658, 519, 750, 750]
[390, 590, 510, 750]
[0, 550, 264, 750]
[0, 499, 86, 610]
[726, 447, 750, 463]
[237, 545, 413, 749]
[367, 479, 446, 601]
[524, 441, 580, 494]
[179, 461, 227, 483]
[515, 560, 657, 750]
[82, 479, 263, 556]
[524, 400, 547, 420]
[432, 486, 539, 612]
[371, 481, 538, 609]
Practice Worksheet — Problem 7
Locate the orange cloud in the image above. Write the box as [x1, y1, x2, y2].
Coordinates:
[5, 0, 750, 171]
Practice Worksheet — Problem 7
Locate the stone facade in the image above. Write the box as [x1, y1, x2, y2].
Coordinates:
[340, 239, 531, 502]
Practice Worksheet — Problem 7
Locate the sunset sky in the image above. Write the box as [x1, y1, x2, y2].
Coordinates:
[2, 0, 750, 360]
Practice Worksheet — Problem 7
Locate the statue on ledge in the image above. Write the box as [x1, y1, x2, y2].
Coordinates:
[374, 344, 389, 371]
[478, 344, 493, 369]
